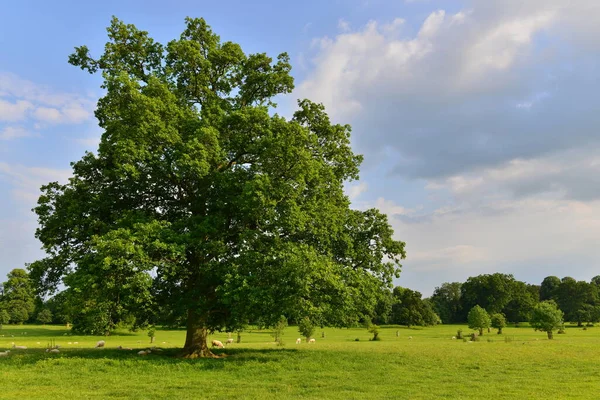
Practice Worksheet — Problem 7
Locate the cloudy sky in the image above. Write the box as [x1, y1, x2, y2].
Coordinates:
[1, 0, 599, 295]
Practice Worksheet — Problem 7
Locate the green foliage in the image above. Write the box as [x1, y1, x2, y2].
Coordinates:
[467, 305, 491, 335]
[391, 287, 440, 327]
[530, 301, 564, 339]
[298, 317, 315, 341]
[368, 323, 381, 341]
[430, 282, 462, 324]
[540, 276, 561, 301]
[30, 16, 406, 355]
[490, 313, 506, 334]
[271, 316, 288, 345]
[461, 274, 516, 315]
[36, 309, 53, 325]
[0, 309, 10, 327]
[1, 269, 36, 323]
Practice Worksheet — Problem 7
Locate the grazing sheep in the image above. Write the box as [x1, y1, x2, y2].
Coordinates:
[46, 349, 60, 354]
[211, 340, 224, 348]
[0, 350, 10, 357]
[296, 338, 302, 344]
[95, 340, 105, 348]
[12, 345, 27, 349]
[226, 338, 234, 345]
[117, 346, 133, 350]
[68, 342, 72, 345]
[308, 338, 316, 344]
[138, 349, 151, 356]
[452, 336, 456, 340]
[150, 347, 163, 352]
[36, 342, 41, 345]
[74, 342, 78, 344]
[408, 336, 413, 340]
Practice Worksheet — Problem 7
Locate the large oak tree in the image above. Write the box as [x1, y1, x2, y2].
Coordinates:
[30, 17, 406, 357]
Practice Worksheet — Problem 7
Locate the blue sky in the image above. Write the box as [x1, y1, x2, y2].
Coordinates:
[2, 0, 600, 296]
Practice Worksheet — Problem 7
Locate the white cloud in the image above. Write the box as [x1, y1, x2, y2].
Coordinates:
[0, 99, 33, 122]
[0, 126, 36, 140]
[338, 19, 351, 32]
[346, 181, 368, 200]
[0, 71, 95, 126]
[0, 162, 71, 208]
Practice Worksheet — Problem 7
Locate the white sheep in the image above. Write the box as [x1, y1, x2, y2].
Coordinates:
[211, 340, 224, 348]
[226, 338, 234, 344]
[68, 342, 72, 345]
[12, 345, 27, 349]
[46, 349, 60, 354]
[138, 349, 151, 356]
[95, 340, 105, 348]
[117, 346, 133, 350]
[296, 338, 302, 344]
[308, 338, 316, 344]
[74, 342, 79, 344]
[452, 336, 456, 340]
[0, 350, 10, 357]
[408, 336, 413, 340]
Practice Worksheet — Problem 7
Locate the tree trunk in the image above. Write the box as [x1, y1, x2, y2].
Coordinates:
[479, 328, 483, 336]
[182, 309, 217, 358]
[150, 336, 155, 344]
[547, 331, 553, 340]
[236, 331, 241, 343]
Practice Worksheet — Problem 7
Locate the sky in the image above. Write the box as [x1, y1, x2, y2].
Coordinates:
[1, 0, 600, 296]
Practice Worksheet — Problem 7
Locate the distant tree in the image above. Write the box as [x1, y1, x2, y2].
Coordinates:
[0, 309, 9, 329]
[467, 305, 491, 336]
[9, 304, 30, 325]
[591, 276, 600, 287]
[430, 282, 462, 323]
[491, 313, 506, 334]
[2, 269, 36, 324]
[297, 317, 316, 342]
[37, 309, 53, 325]
[530, 301, 564, 339]
[371, 289, 394, 325]
[556, 278, 595, 325]
[502, 281, 536, 323]
[391, 287, 440, 327]
[422, 299, 442, 326]
[540, 276, 561, 301]
[461, 274, 515, 315]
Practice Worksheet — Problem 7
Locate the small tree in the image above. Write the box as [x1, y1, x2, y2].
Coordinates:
[37, 309, 53, 325]
[271, 316, 288, 345]
[147, 325, 156, 343]
[0, 309, 10, 329]
[467, 305, 491, 336]
[491, 313, 506, 334]
[368, 323, 381, 341]
[530, 301, 564, 339]
[297, 317, 315, 342]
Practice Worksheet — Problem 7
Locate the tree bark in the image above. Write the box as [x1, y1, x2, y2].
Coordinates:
[547, 331, 553, 340]
[479, 328, 483, 335]
[182, 309, 217, 358]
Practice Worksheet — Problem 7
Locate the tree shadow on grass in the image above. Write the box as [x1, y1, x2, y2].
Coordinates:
[1, 346, 302, 368]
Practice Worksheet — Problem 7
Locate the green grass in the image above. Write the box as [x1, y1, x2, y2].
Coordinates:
[1, 323, 599, 399]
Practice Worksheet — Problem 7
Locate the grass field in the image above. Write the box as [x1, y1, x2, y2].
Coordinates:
[1, 323, 599, 399]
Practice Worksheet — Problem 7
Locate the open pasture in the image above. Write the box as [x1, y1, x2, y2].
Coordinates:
[1, 324, 599, 399]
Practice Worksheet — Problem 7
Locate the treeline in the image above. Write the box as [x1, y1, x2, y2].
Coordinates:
[379, 273, 600, 327]
[2, 268, 600, 332]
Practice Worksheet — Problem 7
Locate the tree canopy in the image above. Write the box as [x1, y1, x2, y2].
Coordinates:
[467, 305, 491, 336]
[30, 17, 406, 357]
[0, 269, 36, 324]
[530, 301, 564, 339]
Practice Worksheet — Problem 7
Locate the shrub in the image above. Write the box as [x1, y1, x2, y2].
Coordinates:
[456, 329, 463, 340]
[297, 317, 315, 342]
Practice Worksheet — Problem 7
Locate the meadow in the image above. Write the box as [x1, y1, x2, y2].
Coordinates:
[1, 324, 599, 399]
